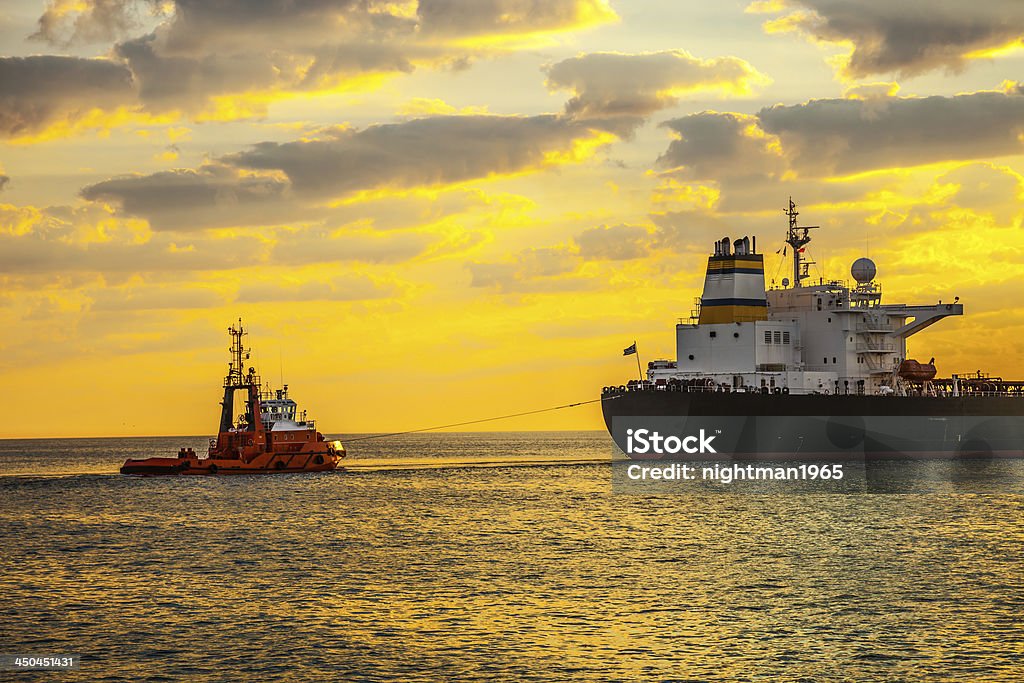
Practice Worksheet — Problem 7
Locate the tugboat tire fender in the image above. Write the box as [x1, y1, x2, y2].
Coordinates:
[208, 464, 218, 474]
[275, 460, 285, 470]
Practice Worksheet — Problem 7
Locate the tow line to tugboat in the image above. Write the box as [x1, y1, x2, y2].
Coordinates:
[343, 395, 621, 443]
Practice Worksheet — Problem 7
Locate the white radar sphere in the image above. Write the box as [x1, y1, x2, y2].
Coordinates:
[851, 257, 876, 283]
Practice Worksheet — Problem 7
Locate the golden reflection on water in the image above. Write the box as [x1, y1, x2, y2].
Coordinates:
[1, 433, 1023, 681]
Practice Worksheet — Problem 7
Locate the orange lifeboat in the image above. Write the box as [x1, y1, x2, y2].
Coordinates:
[898, 358, 937, 382]
[121, 320, 345, 476]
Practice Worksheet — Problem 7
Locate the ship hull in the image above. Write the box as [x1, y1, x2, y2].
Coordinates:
[602, 390, 1024, 459]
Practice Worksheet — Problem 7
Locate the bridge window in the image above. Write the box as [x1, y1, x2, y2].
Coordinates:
[782, 331, 790, 344]
[764, 331, 772, 344]
[773, 331, 781, 344]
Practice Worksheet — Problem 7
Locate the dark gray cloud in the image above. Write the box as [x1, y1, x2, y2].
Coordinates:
[0, 175, 9, 192]
[19, 0, 616, 129]
[81, 113, 603, 228]
[546, 50, 767, 133]
[760, 0, 1024, 78]
[758, 86, 1024, 176]
[226, 115, 595, 196]
[80, 165, 294, 231]
[0, 56, 135, 137]
[658, 111, 784, 180]
[417, 0, 614, 36]
[32, 0, 145, 46]
[576, 224, 651, 260]
[658, 86, 1024, 180]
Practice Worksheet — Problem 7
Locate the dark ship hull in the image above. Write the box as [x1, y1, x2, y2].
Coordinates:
[602, 389, 1024, 459]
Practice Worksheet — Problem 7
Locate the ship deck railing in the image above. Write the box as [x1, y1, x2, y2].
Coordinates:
[606, 384, 1024, 397]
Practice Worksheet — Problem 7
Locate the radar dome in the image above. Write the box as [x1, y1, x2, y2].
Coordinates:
[851, 257, 876, 283]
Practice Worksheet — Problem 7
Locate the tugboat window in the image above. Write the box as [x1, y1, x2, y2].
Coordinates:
[710, 331, 716, 338]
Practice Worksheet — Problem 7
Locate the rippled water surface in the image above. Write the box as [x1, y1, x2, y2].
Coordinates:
[2, 433, 1023, 681]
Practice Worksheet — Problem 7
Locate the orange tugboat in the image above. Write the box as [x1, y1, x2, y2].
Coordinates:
[121, 321, 345, 475]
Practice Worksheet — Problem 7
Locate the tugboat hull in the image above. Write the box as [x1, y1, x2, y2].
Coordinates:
[120, 444, 345, 476]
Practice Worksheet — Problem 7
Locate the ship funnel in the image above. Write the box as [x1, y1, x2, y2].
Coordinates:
[698, 235, 767, 325]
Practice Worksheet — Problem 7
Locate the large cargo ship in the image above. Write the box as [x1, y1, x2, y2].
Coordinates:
[602, 200, 1024, 459]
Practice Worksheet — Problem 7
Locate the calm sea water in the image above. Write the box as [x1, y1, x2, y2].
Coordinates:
[1, 433, 1023, 681]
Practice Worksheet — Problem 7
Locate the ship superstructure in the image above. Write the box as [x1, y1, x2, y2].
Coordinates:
[647, 199, 963, 397]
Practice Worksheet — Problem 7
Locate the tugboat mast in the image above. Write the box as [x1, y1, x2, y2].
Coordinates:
[220, 319, 252, 433]
[784, 197, 818, 287]
[227, 319, 249, 388]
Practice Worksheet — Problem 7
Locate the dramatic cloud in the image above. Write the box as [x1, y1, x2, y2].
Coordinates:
[82, 112, 610, 228]
[758, 85, 1024, 176]
[0, 56, 136, 137]
[575, 224, 651, 260]
[17, 0, 618, 135]
[226, 115, 600, 196]
[658, 85, 1024, 180]
[546, 50, 769, 132]
[754, 0, 1024, 78]
[80, 166, 294, 231]
[32, 0, 144, 46]
[658, 112, 785, 181]
[417, 0, 615, 37]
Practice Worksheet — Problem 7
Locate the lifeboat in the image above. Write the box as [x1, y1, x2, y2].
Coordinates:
[898, 358, 937, 382]
[121, 320, 346, 475]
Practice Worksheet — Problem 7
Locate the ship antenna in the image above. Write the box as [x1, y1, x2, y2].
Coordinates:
[784, 197, 819, 288]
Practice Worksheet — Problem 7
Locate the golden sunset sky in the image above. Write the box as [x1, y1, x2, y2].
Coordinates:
[2, 0, 1024, 437]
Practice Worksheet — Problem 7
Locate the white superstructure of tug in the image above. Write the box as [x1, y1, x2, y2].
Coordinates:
[647, 199, 963, 396]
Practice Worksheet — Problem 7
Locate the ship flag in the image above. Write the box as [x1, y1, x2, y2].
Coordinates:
[623, 343, 637, 356]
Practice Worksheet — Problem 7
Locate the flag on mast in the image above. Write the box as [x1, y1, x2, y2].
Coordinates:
[623, 342, 637, 356]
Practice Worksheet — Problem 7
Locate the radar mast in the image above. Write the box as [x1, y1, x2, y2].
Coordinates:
[784, 197, 818, 287]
